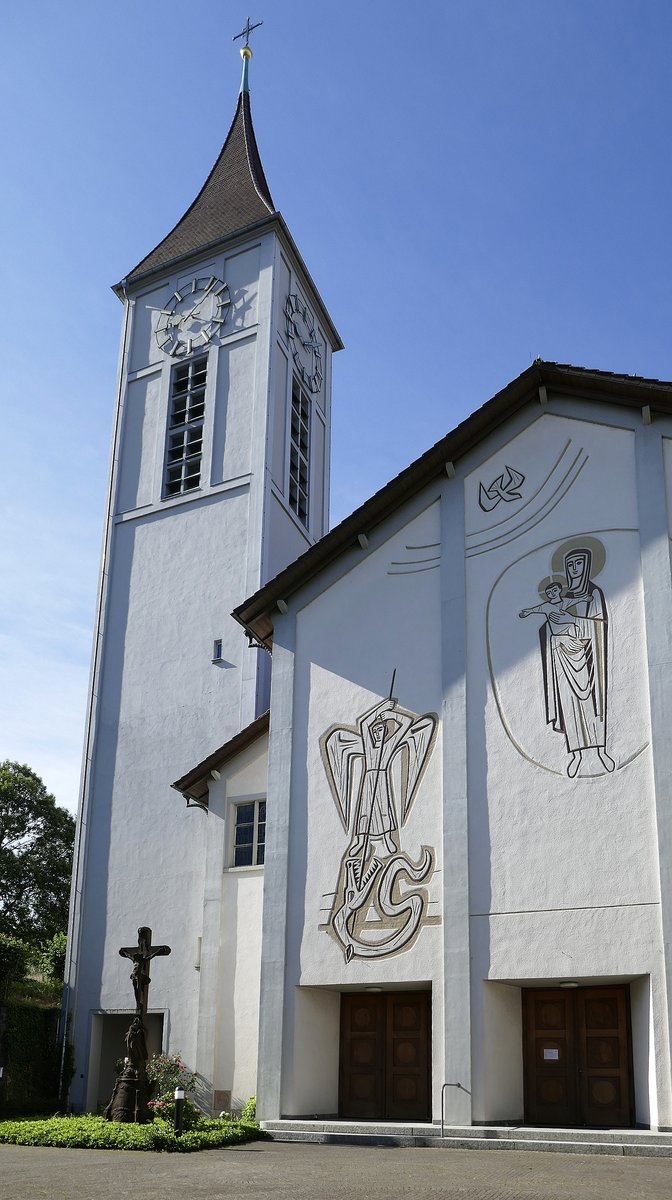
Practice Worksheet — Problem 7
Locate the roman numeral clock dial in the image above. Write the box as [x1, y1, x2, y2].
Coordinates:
[156, 276, 230, 356]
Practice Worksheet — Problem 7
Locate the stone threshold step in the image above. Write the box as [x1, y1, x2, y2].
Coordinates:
[263, 1121, 671, 1145]
[262, 1125, 672, 1158]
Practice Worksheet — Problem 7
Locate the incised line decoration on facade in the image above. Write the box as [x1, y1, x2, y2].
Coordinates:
[467, 442, 589, 557]
[320, 698, 438, 961]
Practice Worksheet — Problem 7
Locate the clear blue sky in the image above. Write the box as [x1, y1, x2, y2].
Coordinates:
[1, 1, 671, 813]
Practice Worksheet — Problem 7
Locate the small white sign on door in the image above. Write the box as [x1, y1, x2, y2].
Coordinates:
[543, 1048, 560, 1061]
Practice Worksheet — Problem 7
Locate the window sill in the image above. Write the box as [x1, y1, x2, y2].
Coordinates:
[224, 864, 264, 874]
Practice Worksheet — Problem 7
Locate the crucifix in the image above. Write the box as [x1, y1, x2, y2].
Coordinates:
[232, 16, 263, 48]
[106, 927, 171, 1123]
[119, 926, 171, 1025]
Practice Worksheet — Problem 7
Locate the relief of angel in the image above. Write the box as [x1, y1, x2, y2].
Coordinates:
[320, 697, 438, 961]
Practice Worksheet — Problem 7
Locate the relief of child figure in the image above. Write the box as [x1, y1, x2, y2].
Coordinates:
[519, 580, 578, 633]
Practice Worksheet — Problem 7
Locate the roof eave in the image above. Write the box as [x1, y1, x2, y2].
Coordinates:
[233, 361, 672, 648]
[111, 211, 343, 351]
[111, 213, 279, 300]
[171, 711, 270, 803]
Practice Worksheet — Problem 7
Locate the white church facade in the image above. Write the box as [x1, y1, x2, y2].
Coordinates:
[66, 49, 672, 1132]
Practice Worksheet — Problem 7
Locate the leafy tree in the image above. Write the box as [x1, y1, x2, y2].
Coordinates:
[34, 931, 68, 982]
[0, 762, 75, 951]
[0, 933, 30, 1000]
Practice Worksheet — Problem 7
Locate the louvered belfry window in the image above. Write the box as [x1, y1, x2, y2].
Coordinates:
[163, 355, 208, 497]
[289, 375, 310, 526]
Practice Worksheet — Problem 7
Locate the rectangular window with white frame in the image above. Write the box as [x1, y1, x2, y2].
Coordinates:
[288, 375, 310, 527]
[232, 799, 266, 867]
[163, 354, 208, 498]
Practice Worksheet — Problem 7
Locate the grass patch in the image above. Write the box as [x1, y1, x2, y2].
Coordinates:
[0, 1114, 266, 1153]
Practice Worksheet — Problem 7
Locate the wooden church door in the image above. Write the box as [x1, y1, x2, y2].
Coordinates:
[523, 986, 634, 1127]
[339, 992, 430, 1121]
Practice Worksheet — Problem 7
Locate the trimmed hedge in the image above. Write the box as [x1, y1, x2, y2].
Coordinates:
[0, 1003, 62, 1116]
[0, 1114, 266, 1153]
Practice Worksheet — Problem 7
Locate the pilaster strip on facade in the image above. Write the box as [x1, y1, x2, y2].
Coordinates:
[256, 626, 296, 1120]
[194, 781, 227, 1110]
[440, 479, 472, 1122]
[634, 422, 672, 1123]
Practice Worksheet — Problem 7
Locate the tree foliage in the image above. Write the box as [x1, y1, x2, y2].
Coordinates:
[0, 934, 30, 1000]
[0, 762, 75, 951]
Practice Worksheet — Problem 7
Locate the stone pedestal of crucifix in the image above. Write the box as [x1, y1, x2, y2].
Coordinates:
[105, 927, 171, 1123]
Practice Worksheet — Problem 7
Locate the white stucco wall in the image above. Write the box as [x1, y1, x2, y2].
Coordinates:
[261, 499, 446, 1117]
[463, 409, 665, 1123]
[195, 737, 267, 1113]
[259, 392, 672, 1129]
[68, 222, 337, 1111]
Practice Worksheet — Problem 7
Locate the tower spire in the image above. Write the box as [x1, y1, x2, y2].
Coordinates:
[121, 20, 274, 288]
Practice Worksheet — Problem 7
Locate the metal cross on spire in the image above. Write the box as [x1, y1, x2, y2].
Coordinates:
[233, 17, 263, 48]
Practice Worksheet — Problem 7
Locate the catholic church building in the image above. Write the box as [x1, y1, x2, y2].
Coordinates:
[66, 46, 672, 1134]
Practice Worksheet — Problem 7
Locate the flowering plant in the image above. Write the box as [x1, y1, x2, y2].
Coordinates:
[146, 1052, 201, 1129]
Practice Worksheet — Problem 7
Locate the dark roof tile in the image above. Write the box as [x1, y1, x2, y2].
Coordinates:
[171, 711, 270, 803]
[233, 360, 672, 646]
[125, 92, 274, 287]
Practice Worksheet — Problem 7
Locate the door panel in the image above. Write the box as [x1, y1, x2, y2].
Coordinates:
[387, 995, 430, 1120]
[523, 990, 578, 1126]
[577, 988, 632, 1127]
[340, 992, 430, 1120]
[340, 993, 385, 1119]
[523, 986, 633, 1128]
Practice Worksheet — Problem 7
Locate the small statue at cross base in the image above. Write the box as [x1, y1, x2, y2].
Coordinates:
[105, 926, 171, 1123]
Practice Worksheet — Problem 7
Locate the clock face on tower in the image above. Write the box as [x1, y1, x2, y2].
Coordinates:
[156, 276, 231, 357]
[285, 293, 323, 393]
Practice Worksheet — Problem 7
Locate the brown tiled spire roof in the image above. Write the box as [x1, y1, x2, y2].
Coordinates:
[125, 81, 274, 286]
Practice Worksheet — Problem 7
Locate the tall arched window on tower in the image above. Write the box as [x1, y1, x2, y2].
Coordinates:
[288, 375, 310, 526]
[163, 355, 208, 497]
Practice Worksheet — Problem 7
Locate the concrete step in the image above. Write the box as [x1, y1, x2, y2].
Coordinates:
[261, 1120, 672, 1158]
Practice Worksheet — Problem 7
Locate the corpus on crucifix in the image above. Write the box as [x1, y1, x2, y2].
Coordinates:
[119, 926, 171, 1026]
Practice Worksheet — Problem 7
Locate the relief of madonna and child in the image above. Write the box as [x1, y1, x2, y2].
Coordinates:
[518, 544, 615, 778]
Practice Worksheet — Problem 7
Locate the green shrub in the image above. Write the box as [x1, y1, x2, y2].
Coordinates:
[240, 1095, 256, 1122]
[146, 1052, 201, 1129]
[0, 1114, 266, 1153]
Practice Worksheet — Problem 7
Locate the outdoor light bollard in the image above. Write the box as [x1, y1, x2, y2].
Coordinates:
[174, 1087, 185, 1137]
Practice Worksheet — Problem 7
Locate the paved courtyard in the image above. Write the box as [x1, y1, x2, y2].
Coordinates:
[1, 1140, 671, 1200]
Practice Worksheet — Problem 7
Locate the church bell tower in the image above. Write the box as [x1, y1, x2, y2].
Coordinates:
[65, 37, 342, 1113]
